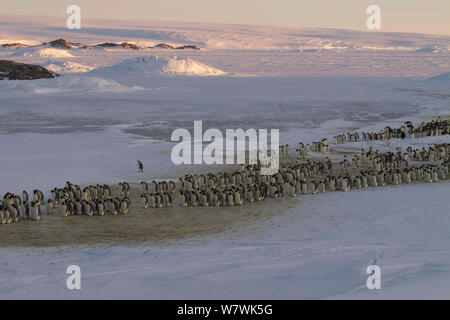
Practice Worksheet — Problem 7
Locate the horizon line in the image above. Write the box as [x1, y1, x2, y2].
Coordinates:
[2, 14, 449, 37]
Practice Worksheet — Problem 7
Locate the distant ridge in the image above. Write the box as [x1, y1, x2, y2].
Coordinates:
[1, 39, 202, 51]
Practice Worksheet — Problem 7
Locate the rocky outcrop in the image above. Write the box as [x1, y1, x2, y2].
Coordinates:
[153, 43, 174, 49]
[93, 42, 142, 50]
[93, 42, 120, 48]
[1, 43, 29, 49]
[46, 39, 74, 49]
[120, 42, 143, 50]
[43, 39, 87, 49]
[0, 60, 59, 80]
[176, 45, 201, 51]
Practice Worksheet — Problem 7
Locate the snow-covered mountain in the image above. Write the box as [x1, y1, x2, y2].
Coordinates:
[91, 56, 226, 76]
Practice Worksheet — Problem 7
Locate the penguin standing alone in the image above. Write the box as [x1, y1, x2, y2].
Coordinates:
[137, 160, 144, 172]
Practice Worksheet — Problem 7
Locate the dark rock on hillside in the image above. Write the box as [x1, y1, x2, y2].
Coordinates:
[153, 43, 174, 49]
[1, 43, 29, 49]
[47, 39, 74, 49]
[176, 45, 201, 51]
[43, 39, 86, 49]
[93, 42, 142, 50]
[121, 42, 143, 50]
[0, 60, 59, 80]
[93, 42, 120, 48]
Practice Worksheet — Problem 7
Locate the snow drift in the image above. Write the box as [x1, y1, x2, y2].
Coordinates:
[12, 47, 74, 58]
[44, 61, 94, 73]
[0, 75, 144, 94]
[92, 56, 226, 76]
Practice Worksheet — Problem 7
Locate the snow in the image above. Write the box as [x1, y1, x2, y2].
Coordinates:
[91, 56, 226, 77]
[0, 75, 145, 94]
[0, 16, 449, 299]
[44, 61, 94, 73]
[1, 182, 450, 299]
[12, 47, 74, 58]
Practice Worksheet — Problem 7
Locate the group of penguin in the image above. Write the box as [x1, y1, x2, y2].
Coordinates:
[0, 189, 44, 224]
[0, 181, 132, 225]
[295, 139, 330, 158]
[137, 141, 448, 209]
[50, 181, 131, 217]
[334, 117, 449, 145]
[1, 118, 449, 225]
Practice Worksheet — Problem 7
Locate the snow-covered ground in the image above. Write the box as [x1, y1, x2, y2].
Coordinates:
[0, 16, 449, 299]
[1, 182, 449, 299]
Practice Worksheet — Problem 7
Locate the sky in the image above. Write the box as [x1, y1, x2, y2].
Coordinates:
[5, 0, 450, 35]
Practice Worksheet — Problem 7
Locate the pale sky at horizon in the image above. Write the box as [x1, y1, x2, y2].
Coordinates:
[5, 0, 450, 35]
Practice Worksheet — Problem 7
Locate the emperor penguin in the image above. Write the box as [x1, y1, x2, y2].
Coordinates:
[8, 205, 19, 222]
[109, 199, 118, 215]
[113, 197, 121, 213]
[141, 194, 149, 208]
[401, 170, 411, 184]
[432, 169, 439, 182]
[168, 181, 176, 194]
[438, 167, 447, 180]
[35, 189, 44, 204]
[22, 190, 29, 204]
[328, 177, 336, 192]
[97, 200, 105, 216]
[233, 190, 243, 206]
[341, 178, 349, 192]
[162, 193, 171, 208]
[370, 174, 378, 187]
[140, 181, 148, 194]
[148, 194, 156, 208]
[0, 209, 7, 224]
[155, 194, 163, 208]
[47, 199, 55, 214]
[301, 180, 308, 194]
[23, 201, 30, 219]
[119, 198, 127, 214]
[245, 188, 254, 202]
[392, 172, 399, 185]
[256, 186, 264, 201]
[104, 185, 112, 199]
[209, 191, 220, 207]
[74, 200, 82, 215]
[198, 192, 209, 207]
[226, 192, 234, 206]
[318, 180, 326, 193]
[2, 209, 12, 224]
[137, 160, 144, 172]
[353, 176, 362, 189]
[30, 202, 41, 221]
[61, 201, 69, 217]
[84, 200, 93, 216]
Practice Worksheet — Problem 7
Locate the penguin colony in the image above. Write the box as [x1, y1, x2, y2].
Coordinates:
[1, 118, 449, 225]
[333, 117, 449, 145]
[0, 181, 131, 224]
